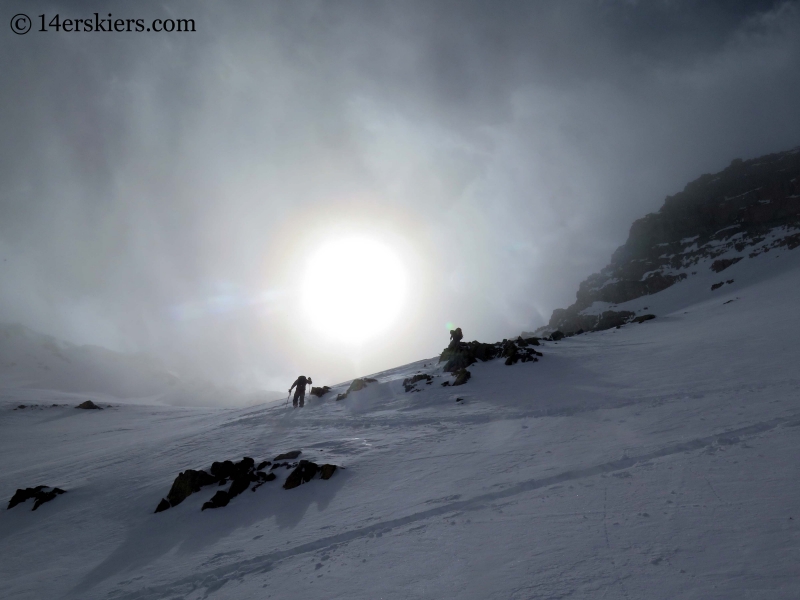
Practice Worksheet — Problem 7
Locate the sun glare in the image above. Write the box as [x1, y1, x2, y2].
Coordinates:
[300, 236, 408, 344]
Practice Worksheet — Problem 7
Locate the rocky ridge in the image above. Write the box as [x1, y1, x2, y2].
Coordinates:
[545, 146, 800, 334]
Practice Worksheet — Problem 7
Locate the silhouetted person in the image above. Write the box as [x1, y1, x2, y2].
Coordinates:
[289, 375, 312, 408]
[449, 327, 463, 349]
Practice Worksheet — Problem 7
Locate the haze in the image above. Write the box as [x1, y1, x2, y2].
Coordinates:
[2, 0, 800, 393]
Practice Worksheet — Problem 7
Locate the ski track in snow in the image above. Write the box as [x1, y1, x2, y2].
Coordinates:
[98, 414, 799, 600]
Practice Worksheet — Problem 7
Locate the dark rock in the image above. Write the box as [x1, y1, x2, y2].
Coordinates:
[320, 464, 337, 480]
[403, 373, 433, 392]
[17, 405, 25, 409]
[550, 331, 565, 341]
[76, 400, 102, 410]
[711, 257, 743, 272]
[310, 386, 331, 398]
[524, 337, 540, 345]
[154, 498, 170, 513]
[158, 456, 274, 513]
[8, 486, 45, 509]
[274, 450, 302, 461]
[166, 469, 217, 508]
[228, 477, 250, 498]
[202, 490, 230, 511]
[596, 311, 635, 331]
[235, 457, 255, 475]
[347, 378, 375, 393]
[284, 460, 320, 490]
[632, 314, 656, 324]
[726, 279, 734, 284]
[8, 486, 65, 511]
[452, 368, 471, 386]
[256, 461, 271, 471]
[32, 488, 65, 511]
[336, 377, 378, 400]
[501, 341, 518, 359]
[441, 381, 450, 387]
[441, 350, 475, 373]
[711, 282, 724, 291]
[439, 340, 498, 372]
[210, 460, 236, 481]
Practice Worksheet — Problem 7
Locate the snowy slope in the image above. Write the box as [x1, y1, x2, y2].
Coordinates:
[2, 252, 800, 599]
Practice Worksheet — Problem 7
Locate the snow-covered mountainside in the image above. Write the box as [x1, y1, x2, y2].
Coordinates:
[545, 146, 800, 335]
[0, 323, 277, 407]
[0, 323, 180, 398]
[2, 244, 800, 598]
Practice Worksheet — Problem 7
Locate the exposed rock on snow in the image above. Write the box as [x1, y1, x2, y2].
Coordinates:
[632, 314, 656, 324]
[201, 490, 230, 510]
[437, 334, 542, 387]
[76, 400, 102, 410]
[348, 378, 376, 393]
[501, 340, 541, 365]
[336, 377, 377, 400]
[403, 373, 432, 392]
[711, 257, 743, 272]
[283, 460, 338, 490]
[310, 386, 331, 397]
[155, 456, 276, 513]
[7, 486, 65, 511]
[274, 450, 302, 461]
[452, 368, 471, 386]
[440, 341, 498, 372]
[711, 279, 735, 291]
[165, 469, 217, 508]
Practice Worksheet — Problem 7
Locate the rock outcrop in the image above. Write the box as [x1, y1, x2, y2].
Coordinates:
[274, 450, 302, 461]
[155, 456, 274, 513]
[7, 486, 66, 511]
[336, 377, 377, 401]
[403, 373, 433, 392]
[155, 451, 340, 513]
[546, 147, 800, 333]
[283, 460, 338, 490]
[76, 400, 102, 410]
[439, 341, 500, 372]
[436, 331, 543, 388]
[310, 386, 331, 398]
[452, 368, 471, 386]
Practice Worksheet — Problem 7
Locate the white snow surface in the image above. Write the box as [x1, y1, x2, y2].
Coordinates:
[2, 253, 800, 599]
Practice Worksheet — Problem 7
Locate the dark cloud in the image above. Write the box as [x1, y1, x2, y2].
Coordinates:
[1, 0, 799, 391]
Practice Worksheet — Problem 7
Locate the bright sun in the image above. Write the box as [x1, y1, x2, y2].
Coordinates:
[300, 236, 408, 344]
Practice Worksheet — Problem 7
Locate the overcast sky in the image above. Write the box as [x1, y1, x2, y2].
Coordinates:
[2, 0, 800, 392]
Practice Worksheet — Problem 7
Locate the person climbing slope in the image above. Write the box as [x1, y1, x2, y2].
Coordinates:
[289, 375, 312, 408]
[449, 327, 463, 349]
